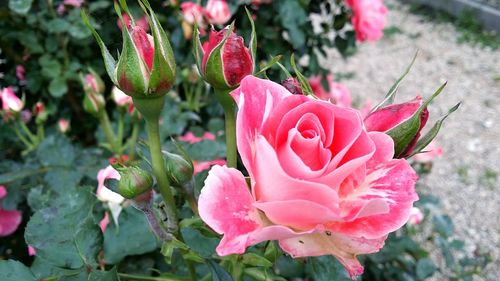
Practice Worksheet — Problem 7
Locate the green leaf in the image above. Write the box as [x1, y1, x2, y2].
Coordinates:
[181, 227, 219, 257]
[372, 51, 419, 112]
[192, 24, 205, 76]
[44, 168, 83, 194]
[8, 0, 33, 14]
[242, 253, 273, 268]
[49, 77, 68, 97]
[409, 102, 461, 157]
[0, 260, 37, 281]
[416, 258, 436, 280]
[255, 55, 282, 77]
[207, 260, 234, 281]
[290, 54, 313, 96]
[89, 268, 120, 281]
[276, 0, 307, 48]
[25, 187, 101, 269]
[305, 256, 350, 281]
[433, 214, 454, 237]
[104, 206, 159, 264]
[81, 10, 117, 84]
[37, 135, 75, 167]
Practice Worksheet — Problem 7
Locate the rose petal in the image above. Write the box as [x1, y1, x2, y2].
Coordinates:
[0, 209, 22, 237]
[279, 232, 386, 279]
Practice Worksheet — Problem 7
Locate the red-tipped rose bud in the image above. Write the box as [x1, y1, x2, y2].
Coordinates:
[33, 101, 48, 124]
[364, 96, 428, 158]
[281, 77, 304, 95]
[116, 166, 154, 199]
[195, 26, 254, 90]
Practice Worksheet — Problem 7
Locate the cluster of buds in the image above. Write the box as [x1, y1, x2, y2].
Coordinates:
[364, 83, 460, 158]
[180, 0, 231, 39]
[193, 20, 255, 91]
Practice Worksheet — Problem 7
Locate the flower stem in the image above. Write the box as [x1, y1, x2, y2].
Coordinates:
[99, 111, 120, 155]
[117, 111, 125, 148]
[19, 121, 38, 144]
[127, 120, 140, 160]
[215, 88, 237, 168]
[13, 126, 33, 149]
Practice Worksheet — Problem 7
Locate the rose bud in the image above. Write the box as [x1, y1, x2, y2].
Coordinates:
[0, 87, 24, 113]
[82, 1, 176, 100]
[33, 101, 48, 124]
[116, 166, 154, 199]
[194, 24, 255, 90]
[112, 86, 133, 108]
[163, 150, 194, 187]
[407, 207, 424, 225]
[281, 77, 304, 96]
[58, 118, 70, 133]
[205, 0, 231, 25]
[364, 96, 428, 158]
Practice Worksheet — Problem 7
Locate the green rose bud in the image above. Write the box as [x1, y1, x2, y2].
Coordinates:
[116, 166, 154, 199]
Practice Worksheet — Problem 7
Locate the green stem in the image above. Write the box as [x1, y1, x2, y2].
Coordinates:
[177, 231, 197, 281]
[36, 123, 45, 143]
[117, 111, 125, 148]
[127, 120, 140, 160]
[215, 88, 237, 168]
[99, 111, 120, 155]
[19, 122, 38, 144]
[13, 127, 34, 149]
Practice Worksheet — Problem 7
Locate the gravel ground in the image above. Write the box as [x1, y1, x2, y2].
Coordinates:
[325, 1, 500, 279]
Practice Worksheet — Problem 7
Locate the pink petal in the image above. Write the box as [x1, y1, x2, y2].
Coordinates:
[279, 232, 386, 279]
[198, 165, 313, 256]
[99, 212, 110, 233]
[0, 185, 6, 199]
[364, 96, 423, 132]
[0, 208, 22, 237]
[231, 76, 291, 176]
[193, 159, 226, 175]
[28, 245, 36, 256]
[329, 158, 418, 239]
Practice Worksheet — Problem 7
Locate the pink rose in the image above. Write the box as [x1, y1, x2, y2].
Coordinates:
[112, 86, 133, 107]
[407, 207, 423, 225]
[0, 185, 22, 237]
[58, 118, 70, 133]
[16, 65, 26, 83]
[205, 0, 231, 25]
[309, 75, 352, 107]
[346, 0, 387, 42]
[181, 2, 206, 27]
[179, 131, 216, 144]
[0, 87, 23, 112]
[412, 141, 443, 163]
[198, 76, 418, 278]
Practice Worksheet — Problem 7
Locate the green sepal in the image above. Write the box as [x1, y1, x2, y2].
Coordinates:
[161, 238, 204, 264]
[388, 82, 447, 157]
[245, 7, 257, 69]
[204, 22, 235, 90]
[118, 0, 134, 26]
[371, 51, 419, 113]
[241, 253, 273, 268]
[255, 55, 282, 77]
[192, 23, 205, 78]
[290, 54, 314, 96]
[408, 102, 460, 158]
[81, 10, 117, 84]
[140, 0, 176, 96]
[115, 2, 149, 97]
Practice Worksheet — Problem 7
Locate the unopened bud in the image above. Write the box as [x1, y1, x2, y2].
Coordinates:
[116, 166, 153, 199]
[163, 151, 194, 186]
[281, 77, 304, 95]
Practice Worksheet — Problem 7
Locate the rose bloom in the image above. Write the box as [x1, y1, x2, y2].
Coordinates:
[198, 76, 418, 278]
[346, 0, 387, 42]
[205, 0, 231, 25]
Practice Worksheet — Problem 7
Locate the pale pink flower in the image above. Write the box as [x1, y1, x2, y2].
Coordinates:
[181, 2, 206, 27]
[96, 165, 124, 225]
[99, 212, 110, 233]
[193, 159, 226, 175]
[112, 86, 133, 107]
[1, 87, 23, 112]
[28, 245, 36, 256]
[198, 76, 418, 278]
[407, 207, 424, 225]
[413, 141, 443, 163]
[58, 118, 70, 133]
[179, 131, 216, 144]
[205, 0, 231, 25]
[117, 13, 150, 32]
[309, 75, 352, 107]
[0, 186, 22, 237]
[16, 65, 26, 82]
[346, 0, 387, 42]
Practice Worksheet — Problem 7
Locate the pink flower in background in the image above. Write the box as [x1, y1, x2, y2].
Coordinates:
[181, 2, 206, 27]
[112, 87, 133, 107]
[346, 0, 387, 42]
[407, 207, 424, 225]
[99, 212, 110, 233]
[16, 65, 26, 82]
[96, 165, 124, 228]
[413, 141, 443, 163]
[57, 0, 84, 15]
[1, 87, 23, 112]
[193, 159, 226, 174]
[28, 245, 36, 256]
[251, 0, 272, 6]
[0, 186, 22, 237]
[179, 131, 216, 144]
[117, 13, 150, 32]
[309, 75, 352, 107]
[205, 0, 231, 25]
[58, 118, 70, 133]
[198, 76, 418, 278]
